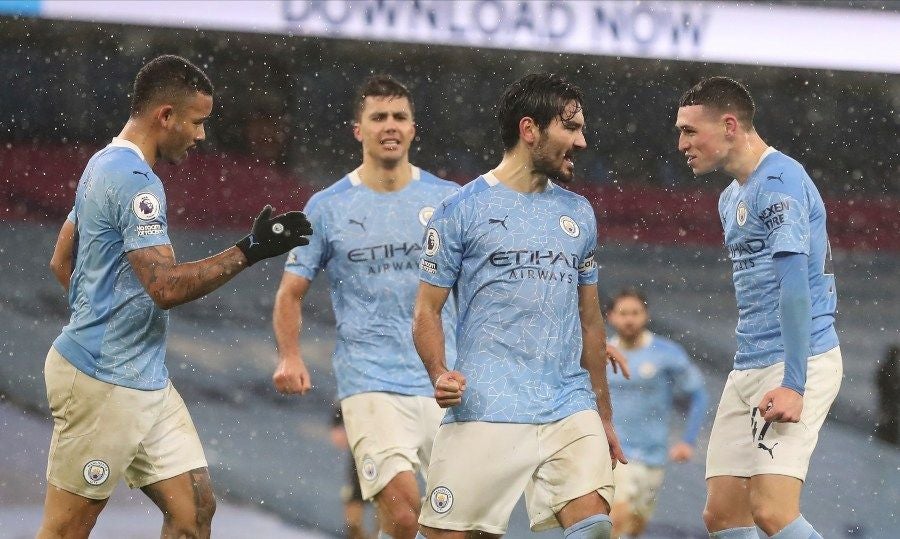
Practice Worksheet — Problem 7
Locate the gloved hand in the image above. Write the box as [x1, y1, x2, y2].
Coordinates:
[236, 205, 313, 266]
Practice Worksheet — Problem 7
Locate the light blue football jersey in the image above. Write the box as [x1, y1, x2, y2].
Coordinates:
[53, 138, 172, 390]
[419, 172, 599, 424]
[719, 148, 839, 371]
[608, 332, 707, 467]
[285, 166, 459, 400]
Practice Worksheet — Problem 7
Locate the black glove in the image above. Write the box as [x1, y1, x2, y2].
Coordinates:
[236, 205, 313, 266]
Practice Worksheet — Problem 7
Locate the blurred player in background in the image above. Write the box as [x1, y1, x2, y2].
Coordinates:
[413, 73, 629, 539]
[331, 405, 377, 539]
[605, 289, 709, 538]
[676, 76, 841, 539]
[41, 54, 312, 539]
[271, 75, 459, 539]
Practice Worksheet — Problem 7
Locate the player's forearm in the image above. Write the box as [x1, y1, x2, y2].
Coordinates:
[581, 319, 613, 420]
[273, 288, 303, 360]
[412, 306, 448, 384]
[682, 387, 709, 444]
[774, 252, 812, 394]
[138, 246, 248, 309]
[49, 260, 72, 291]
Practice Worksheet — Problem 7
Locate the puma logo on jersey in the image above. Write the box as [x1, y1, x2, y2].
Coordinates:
[766, 172, 784, 183]
[348, 218, 366, 231]
[133, 170, 151, 180]
[489, 215, 508, 230]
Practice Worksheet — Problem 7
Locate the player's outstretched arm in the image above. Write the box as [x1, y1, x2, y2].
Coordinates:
[49, 218, 76, 292]
[272, 272, 313, 395]
[579, 284, 627, 465]
[128, 205, 312, 310]
[412, 281, 465, 407]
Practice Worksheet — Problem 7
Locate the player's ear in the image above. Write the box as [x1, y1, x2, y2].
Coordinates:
[722, 114, 739, 139]
[519, 117, 538, 145]
[155, 104, 175, 128]
[352, 121, 362, 142]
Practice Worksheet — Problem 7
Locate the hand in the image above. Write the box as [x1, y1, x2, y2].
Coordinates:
[601, 416, 628, 467]
[668, 441, 694, 463]
[272, 356, 312, 395]
[330, 426, 349, 450]
[606, 343, 630, 379]
[236, 205, 313, 266]
[433, 370, 466, 408]
[758, 386, 803, 423]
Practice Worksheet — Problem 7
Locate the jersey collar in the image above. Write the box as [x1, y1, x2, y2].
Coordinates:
[348, 164, 420, 186]
[109, 137, 147, 163]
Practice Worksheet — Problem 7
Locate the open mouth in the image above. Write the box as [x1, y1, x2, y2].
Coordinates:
[564, 153, 574, 168]
[381, 138, 401, 151]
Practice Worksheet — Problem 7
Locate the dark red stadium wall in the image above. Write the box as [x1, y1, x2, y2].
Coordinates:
[2, 144, 897, 251]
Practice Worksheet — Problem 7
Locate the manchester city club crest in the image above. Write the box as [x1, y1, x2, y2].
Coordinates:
[419, 206, 435, 226]
[361, 456, 377, 481]
[83, 459, 110, 486]
[559, 215, 580, 237]
[430, 485, 453, 514]
[736, 201, 749, 227]
[132, 192, 161, 221]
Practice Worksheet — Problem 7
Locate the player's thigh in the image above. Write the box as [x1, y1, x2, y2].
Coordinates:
[44, 347, 164, 500]
[743, 350, 842, 480]
[341, 392, 427, 500]
[125, 383, 208, 491]
[37, 485, 109, 537]
[748, 474, 802, 525]
[528, 410, 616, 532]
[706, 370, 757, 480]
[704, 476, 753, 531]
[419, 421, 537, 535]
[141, 467, 216, 525]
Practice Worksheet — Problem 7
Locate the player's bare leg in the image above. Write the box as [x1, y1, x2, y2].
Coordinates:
[373, 471, 421, 539]
[609, 500, 642, 538]
[417, 526, 500, 539]
[703, 476, 753, 533]
[36, 486, 108, 539]
[344, 499, 368, 539]
[555, 491, 613, 537]
[748, 474, 802, 536]
[141, 467, 216, 539]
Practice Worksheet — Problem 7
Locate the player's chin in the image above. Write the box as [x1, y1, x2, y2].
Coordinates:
[553, 168, 575, 184]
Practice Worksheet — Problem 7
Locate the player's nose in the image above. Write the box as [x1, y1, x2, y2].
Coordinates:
[677, 134, 689, 152]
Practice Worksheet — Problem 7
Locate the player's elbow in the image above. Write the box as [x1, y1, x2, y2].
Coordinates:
[147, 288, 180, 310]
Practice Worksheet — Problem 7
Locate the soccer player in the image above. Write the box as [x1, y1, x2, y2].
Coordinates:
[676, 77, 841, 539]
[413, 73, 629, 539]
[271, 75, 459, 539]
[605, 289, 709, 538]
[38, 55, 312, 539]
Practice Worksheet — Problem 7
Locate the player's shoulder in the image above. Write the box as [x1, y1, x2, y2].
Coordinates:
[649, 334, 693, 365]
[650, 333, 687, 354]
[552, 183, 594, 215]
[754, 151, 811, 196]
[305, 175, 356, 214]
[415, 167, 460, 193]
[430, 174, 493, 220]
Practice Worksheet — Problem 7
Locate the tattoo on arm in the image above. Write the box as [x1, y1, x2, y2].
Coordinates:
[128, 245, 247, 309]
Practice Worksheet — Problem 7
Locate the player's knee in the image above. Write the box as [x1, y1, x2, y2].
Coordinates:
[702, 505, 723, 532]
[750, 504, 793, 536]
[382, 508, 419, 538]
[564, 514, 612, 539]
[163, 493, 216, 537]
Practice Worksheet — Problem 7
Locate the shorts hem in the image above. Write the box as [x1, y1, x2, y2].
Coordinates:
[359, 460, 415, 501]
[705, 468, 806, 481]
[127, 459, 209, 490]
[47, 478, 112, 501]
[418, 519, 507, 535]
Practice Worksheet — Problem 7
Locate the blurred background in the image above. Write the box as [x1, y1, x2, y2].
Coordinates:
[1, 1, 898, 538]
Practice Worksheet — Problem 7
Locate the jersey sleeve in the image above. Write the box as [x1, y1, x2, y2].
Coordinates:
[756, 169, 810, 256]
[577, 203, 599, 286]
[670, 345, 705, 395]
[284, 196, 329, 280]
[118, 177, 171, 252]
[418, 194, 463, 288]
[66, 206, 76, 223]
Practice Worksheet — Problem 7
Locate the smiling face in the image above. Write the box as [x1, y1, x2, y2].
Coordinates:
[531, 100, 587, 184]
[354, 95, 415, 167]
[158, 91, 212, 164]
[676, 104, 734, 176]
